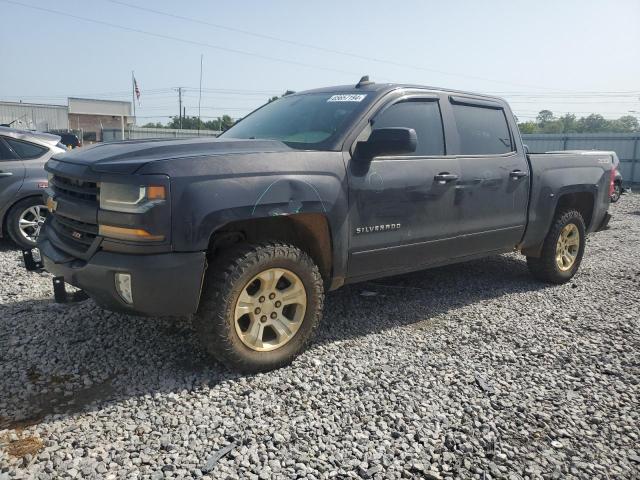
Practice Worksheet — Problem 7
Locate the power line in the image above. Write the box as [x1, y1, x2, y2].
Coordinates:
[105, 0, 571, 92]
[2, 0, 360, 78]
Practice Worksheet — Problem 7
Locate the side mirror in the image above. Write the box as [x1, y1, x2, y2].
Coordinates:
[355, 127, 417, 160]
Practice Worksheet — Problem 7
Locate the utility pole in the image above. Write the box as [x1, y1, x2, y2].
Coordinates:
[175, 87, 183, 130]
[198, 54, 203, 136]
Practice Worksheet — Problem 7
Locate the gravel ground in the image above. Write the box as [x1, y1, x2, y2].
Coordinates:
[1, 196, 639, 480]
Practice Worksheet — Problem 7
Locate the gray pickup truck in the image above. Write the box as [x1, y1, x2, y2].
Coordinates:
[35, 78, 614, 372]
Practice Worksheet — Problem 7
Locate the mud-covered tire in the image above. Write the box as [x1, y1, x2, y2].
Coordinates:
[195, 242, 324, 373]
[526, 209, 586, 284]
[6, 196, 47, 249]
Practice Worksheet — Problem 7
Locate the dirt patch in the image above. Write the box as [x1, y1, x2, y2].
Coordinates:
[1, 434, 43, 458]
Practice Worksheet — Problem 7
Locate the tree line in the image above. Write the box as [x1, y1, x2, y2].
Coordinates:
[145, 103, 640, 135]
[142, 115, 235, 131]
[142, 91, 297, 131]
[518, 110, 639, 134]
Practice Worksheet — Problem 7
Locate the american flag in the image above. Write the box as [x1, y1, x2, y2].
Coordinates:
[134, 77, 141, 102]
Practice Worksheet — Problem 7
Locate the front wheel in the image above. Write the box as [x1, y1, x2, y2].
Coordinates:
[526, 209, 586, 284]
[6, 197, 48, 249]
[195, 242, 324, 373]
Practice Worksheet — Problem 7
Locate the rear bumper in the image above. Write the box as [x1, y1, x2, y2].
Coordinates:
[38, 235, 207, 316]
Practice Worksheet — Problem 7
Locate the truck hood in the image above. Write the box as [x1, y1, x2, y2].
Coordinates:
[51, 137, 293, 174]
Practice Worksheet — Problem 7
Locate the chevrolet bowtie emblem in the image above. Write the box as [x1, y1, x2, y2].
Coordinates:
[46, 196, 58, 213]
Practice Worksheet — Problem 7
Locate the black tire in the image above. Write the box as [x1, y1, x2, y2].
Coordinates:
[6, 197, 47, 249]
[195, 242, 324, 373]
[610, 182, 622, 203]
[526, 209, 586, 284]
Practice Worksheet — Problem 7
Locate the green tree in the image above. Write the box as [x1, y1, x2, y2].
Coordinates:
[142, 122, 166, 128]
[201, 115, 235, 131]
[267, 90, 296, 103]
[558, 114, 578, 133]
[518, 121, 538, 134]
[541, 120, 564, 134]
[165, 115, 236, 131]
[577, 114, 607, 133]
[536, 110, 554, 126]
[611, 115, 640, 133]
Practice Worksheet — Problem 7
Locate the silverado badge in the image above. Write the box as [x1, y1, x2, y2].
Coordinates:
[355, 223, 401, 235]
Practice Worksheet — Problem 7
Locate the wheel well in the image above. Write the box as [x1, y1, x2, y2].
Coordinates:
[555, 192, 594, 229]
[208, 213, 333, 282]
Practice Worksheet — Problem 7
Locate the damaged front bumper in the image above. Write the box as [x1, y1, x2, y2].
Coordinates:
[34, 232, 207, 316]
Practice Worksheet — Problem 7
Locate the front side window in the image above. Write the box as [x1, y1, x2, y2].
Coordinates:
[451, 103, 513, 155]
[221, 92, 373, 150]
[5, 138, 48, 159]
[372, 100, 445, 156]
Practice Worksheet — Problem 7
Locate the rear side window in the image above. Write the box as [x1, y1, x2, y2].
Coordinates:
[451, 103, 513, 155]
[373, 100, 445, 156]
[0, 139, 16, 161]
[5, 138, 48, 159]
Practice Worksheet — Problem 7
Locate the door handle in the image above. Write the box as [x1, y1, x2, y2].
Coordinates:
[434, 173, 459, 184]
[0, 171, 14, 177]
[510, 170, 528, 179]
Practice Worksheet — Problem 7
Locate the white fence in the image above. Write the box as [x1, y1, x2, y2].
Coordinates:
[103, 127, 220, 142]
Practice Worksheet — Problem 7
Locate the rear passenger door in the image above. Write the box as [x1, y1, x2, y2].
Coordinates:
[445, 97, 530, 254]
[347, 95, 462, 279]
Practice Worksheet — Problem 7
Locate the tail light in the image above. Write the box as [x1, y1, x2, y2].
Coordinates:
[609, 166, 616, 196]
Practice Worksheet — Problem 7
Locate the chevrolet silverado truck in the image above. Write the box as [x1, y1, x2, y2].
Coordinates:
[35, 78, 614, 372]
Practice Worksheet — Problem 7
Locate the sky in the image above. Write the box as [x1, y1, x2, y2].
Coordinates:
[1, 0, 639, 125]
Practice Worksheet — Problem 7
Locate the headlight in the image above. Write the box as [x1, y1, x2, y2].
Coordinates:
[99, 183, 166, 213]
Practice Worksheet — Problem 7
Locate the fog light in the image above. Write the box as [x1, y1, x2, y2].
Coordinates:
[115, 272, 133, 304]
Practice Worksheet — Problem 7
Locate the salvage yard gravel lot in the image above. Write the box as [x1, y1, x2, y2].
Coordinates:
[1, 196, 639, 480]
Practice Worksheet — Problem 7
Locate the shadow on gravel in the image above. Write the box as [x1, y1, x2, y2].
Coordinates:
[318, 254, 549, 342]
[0, 252, 549, 430]
[0, 238, 17, 253]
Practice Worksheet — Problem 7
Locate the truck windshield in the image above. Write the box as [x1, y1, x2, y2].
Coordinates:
[220, 92, 371, 150]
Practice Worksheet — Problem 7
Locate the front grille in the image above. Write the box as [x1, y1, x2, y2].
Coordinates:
[51, 215, 98, 246]
[51, 175, 99, 202]
[49, 173, 100, 255]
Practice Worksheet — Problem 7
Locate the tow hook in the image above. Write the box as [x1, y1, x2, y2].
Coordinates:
[23, 248, 89, 304]
[22, 249, 43, 272]
[52, 277, 89, 304]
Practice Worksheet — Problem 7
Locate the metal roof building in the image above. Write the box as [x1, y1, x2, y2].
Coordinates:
[0, 101, 68, 131]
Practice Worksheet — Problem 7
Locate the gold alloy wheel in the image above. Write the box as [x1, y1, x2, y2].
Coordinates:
[234, 268, 307, 352]
[555, 223, 580, 271]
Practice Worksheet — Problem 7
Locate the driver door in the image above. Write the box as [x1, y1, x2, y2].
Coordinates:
[346, 95, 461, 280]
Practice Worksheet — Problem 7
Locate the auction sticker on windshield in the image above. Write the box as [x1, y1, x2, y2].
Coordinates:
[327, 94, 367, 102]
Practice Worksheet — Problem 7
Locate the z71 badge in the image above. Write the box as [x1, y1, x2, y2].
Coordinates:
[355, 223, 401, 235]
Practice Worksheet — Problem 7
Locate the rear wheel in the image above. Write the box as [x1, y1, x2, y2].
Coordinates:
[6, 197, 48, 249]
[195, 242, 324, 373]
[526, 209, 586, 284]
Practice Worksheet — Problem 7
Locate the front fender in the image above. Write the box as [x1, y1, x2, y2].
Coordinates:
[165, 151, 349, 280]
